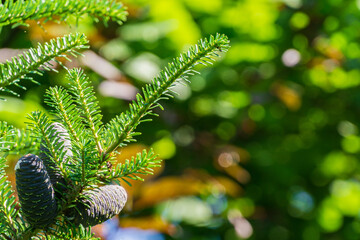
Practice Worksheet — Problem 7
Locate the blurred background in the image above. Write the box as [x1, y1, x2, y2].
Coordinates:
[2, 0, 360, 239]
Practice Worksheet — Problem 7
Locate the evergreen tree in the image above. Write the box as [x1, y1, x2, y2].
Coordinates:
[0, 0, 229, 239]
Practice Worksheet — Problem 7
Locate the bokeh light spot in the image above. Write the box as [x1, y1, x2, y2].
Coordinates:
[330, 32, 348, 51]
[290, 12, 310, 29]
[173, 125, 195, 147]
[282, 0, 303, 8]
[342, 135, 360, 153]
[338, 121, 358, 137]
[218, 152, 234, 168]
[259, 62, 276, 79]
[151, 137, 176, 159]
[331, 180, 360, 216]
[321, 151, 357, 177]
[317, 198, 343, 232]
[159, 196, 213, 226]
[190, 75, 207, 91]
[282, 49, 301, 67]
[191, 96, 215, 116]
[248, 104, 265, 121]
[289, 189, 314, 217]
[172, 83, 192, 101]
[228, 210, 253, 239]
[225, 43, 276, 64]
[123, 53, 160, 82]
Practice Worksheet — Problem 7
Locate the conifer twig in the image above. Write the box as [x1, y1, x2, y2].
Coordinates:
[0, 33, 89, 96]
[0, 0, 127, 28]
[104, 34, 230, 156]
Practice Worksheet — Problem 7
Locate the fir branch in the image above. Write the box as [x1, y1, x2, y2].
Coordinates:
[0, 122, 37, 156]
[46, 219, 97, 240]
[45, 86, 85, 143]
[45, 84, 102, 188]
[0, 33, 89, 96]
[0, 0, 127, 28]
[69, 141, 101, 188]
[0, 122, 27, 239]
[3, 31, 229, 238]
[0, 121, 15, 152]
[0, 121, 12, 139]
[15, 227, 40, 240]
[10, 130, 36, 155]
[111, 149, 161, 184]
[4, 131, 38, 156]
[26, 111, 71, 181]
[67, 69, 104, 155]
[0, 157, 26, 239]
[104, 34, 230, 155]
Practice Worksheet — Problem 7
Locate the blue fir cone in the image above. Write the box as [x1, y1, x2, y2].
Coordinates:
[39, 122, 72, 191]
[15, 154, 58, 227]
[71, 184, 127, 227]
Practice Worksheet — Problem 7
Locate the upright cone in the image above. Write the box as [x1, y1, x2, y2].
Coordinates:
[15, 154, 58, 227]
[70, 184, 127, 227]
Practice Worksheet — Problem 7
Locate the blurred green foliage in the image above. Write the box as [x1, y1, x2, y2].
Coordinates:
[3, 0, 360, 239]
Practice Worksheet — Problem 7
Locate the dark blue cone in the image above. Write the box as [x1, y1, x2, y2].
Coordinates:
[71, 184, 127, 227]
[15, 154, 58, 227]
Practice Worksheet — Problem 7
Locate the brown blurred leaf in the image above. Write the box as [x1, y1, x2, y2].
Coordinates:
[133, 176, 205, 210]
[184, 169, 243, 197]
[27, 20, 106, 47]
[119, 216, 176, 235]
[222, 165, 251, 184]
[5, 156, 21, 204]
[213, 176, 243, 197]
[133, 168, 243, 210]
[272, 82, 301, 111]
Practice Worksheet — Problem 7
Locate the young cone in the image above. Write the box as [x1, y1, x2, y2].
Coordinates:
[15, 154, 58, 227]
[69, 184, 127, 227]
